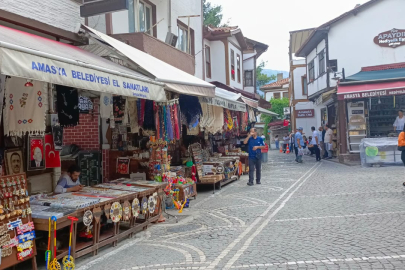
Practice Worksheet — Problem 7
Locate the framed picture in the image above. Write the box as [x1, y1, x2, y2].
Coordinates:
[117, 157, 130, 174]
[5, 148, 24, 175]
[28, 136, 45, 171]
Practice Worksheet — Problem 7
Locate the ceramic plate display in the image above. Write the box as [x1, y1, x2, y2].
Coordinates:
[148, 196, 155, 214]
[110, 202, 122, 223]
[83, 210, 93, 232]
[141, 197, 148, 215]
[132, 198, 140, 218]
[122, 201, 131, 221]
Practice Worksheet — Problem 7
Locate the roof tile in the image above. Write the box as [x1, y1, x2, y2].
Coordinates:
[261, 78, 290, 89]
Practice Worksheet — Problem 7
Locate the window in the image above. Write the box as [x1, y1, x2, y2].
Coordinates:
[302, 76, 308, 95]
[231, 50, 235, 81]
[308, 60, 315, 82]
[273, 93, 281, 99]
[126, 0, 153, 34]
[237, 54, 241, 83]
[283, 92, 289, 99]
[318, 50, 325, 75]
[244, 70, 253, 86]
[205, 46, 211, 78]
[176, 21, 195, 55]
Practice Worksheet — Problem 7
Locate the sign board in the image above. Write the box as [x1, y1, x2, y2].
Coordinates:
[374, 28, 405, 48]
[339, 88, 405, 100]
[78, 151, 101, 186]
[80, 0, 129, 17]
[295, 109, 314, 118]
[283, 107, 290, 115]
[199, 97, 246, 112]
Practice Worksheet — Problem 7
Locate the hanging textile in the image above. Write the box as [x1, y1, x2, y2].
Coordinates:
[211, 105, 224, 134]
[200, 103, 214, 130]
[143, 100, 155, 130]
[137, 99, 146, 127]
[45, 134, 61, 168]
[154, 103, 160, 139]
[127, 99, 139, 133]
[78, 96, 93, 114]
[179, 95, 202, 127]
[113, 96, 125, 124]
[0, 75, 6, 123]
[248, 107, 256, 122]
[100, 93, 113, 119]
[56, 85, 79, 127]
[224, 109, 233, 130]
[4, 77, 47, 136]
[241, 112, 248, 132]
[166, 105, 173, 141]
[123, 98, 129, 125]
[173, 104, 181, 140]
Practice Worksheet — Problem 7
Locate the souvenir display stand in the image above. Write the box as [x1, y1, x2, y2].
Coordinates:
[0, 173, 37, 270]
[174, 182, 197, 202]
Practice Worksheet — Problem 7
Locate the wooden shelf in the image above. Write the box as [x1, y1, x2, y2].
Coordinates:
[75, 240, 93, 252]
[99, 229, 115, 242]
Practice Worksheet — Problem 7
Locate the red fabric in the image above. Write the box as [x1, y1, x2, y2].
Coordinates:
[45, 134, 61, 168]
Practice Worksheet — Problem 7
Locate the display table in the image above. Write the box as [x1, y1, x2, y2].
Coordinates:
[174, 183, 197, 201]
[360, 137, 402, 166]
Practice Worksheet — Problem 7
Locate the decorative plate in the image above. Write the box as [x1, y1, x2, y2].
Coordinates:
[148, 196, 156, 214]
[110, 202, 122, 223]
[122, 201, 131, 221]
[216, 165, 224, 174]
[141, 197, 148, 214]
[83, 210, 93, 227]
[132, 198, 140, 218]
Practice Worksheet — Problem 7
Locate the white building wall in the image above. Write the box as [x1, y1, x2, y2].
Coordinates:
[228, 41, 244, 89]
[204, 39, 226, 84]
[265, 90, 288, 101]
[293, 65, 307, 100]
[0, 0, 83, 33]
[306, 39, 326, 96]
[328, 0, 405, 87]
[294, 102, 319, 135]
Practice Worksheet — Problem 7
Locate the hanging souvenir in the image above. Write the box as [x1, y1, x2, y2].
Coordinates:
[78, 96, 93, 114]
[83, 210, 93, 232]
[100, 93, 113, 119]
[132, 198, 140, 218]
[4, 77, 47, 136]
[141, 197, 148, 215]
[122, 201, 131, 221]
[110, 202, 122, 223]
[52, 125, 63, 151]
[56, 85, 79, 127]
[127, 99, 139, 133]
[2, 247, 12, 257]
[104, 204, 111, 220]
[113, 96, 125, 124]
[225, 109, 233, 130]
[16, 221, 34, 234]
[179, 95, 202, 126]
[93, 207, 102, 224]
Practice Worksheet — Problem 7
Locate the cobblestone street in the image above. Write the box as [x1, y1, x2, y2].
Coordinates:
[75, 151, 405, 270]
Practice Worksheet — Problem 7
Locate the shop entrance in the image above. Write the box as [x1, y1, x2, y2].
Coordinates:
[369, 96, 403, 137]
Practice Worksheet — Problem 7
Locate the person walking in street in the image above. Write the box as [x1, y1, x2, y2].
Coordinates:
[283, 134, 289, 153]
[324, 124, 333, 159]
[398, 126, 405, 186]
[311, 126, 321, 161]
[244, 128, 265, 186]
[290, 131, 296, 154]
[318, 126, 325, 158]
[275, 135, 279, 150]
[294, 127, 304, 163]
[394, 110, 405, 135]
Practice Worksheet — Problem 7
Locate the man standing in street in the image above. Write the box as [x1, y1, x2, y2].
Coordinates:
[311, 126, 321, 161]
[283, 133, 290, 153]
[244, 128, 265, 186]
[318, 126, 325, 158]
[294, 127, 304, 163]
[324, 124, 333, 159]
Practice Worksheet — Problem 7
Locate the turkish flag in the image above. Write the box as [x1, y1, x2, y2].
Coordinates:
[283, 119, 290, 127]
[45, 134, 61, 168]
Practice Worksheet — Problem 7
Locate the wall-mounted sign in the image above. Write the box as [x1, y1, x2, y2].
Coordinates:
[339, 88, 405, 100]
[80, 0, 129, 17]
[295, 109, 314, 118]
[374, 28, 405, 48]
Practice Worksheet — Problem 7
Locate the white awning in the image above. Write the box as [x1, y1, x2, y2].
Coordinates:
[82, 25, 215, 98]
[0, 25, 166, 101]
[241, 96, 259, 108]
[257, 106, 278, 116]
[199, 87, 246, 112]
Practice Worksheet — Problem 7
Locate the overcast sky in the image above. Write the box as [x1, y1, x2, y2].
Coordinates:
[209, 0, 369, 71]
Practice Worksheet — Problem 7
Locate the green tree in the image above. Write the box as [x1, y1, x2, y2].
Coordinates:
[256, 60, 276, 89]
[261, 98, 289, 139]
[203, 0, 223, 27]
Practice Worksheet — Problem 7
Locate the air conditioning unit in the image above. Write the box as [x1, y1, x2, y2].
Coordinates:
[165, 32, 178, 47]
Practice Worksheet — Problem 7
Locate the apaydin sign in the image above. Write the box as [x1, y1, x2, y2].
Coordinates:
[373, 28, 405, 48]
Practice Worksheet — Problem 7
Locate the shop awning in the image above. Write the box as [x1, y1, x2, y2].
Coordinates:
[257, 106, 278, 116]
[82, 25, 215, 98]
[241, 97, 258, 108]
[199, 87, 246, 112]
[337, 80, 405, 100]
[0, 25, 166, 101]
[345, 68, 405, 82]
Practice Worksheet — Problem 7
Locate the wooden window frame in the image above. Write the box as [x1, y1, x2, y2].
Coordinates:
[177, 20, 195, 55]
[237, 54, 241, 83]
[231, 49, 235, 81]
[308, 60, 315, 82]
[283, 92, 289, 99]
[244, 70, 253, 87]
[318, 49, 326, 75]
[273, 93, 281, 99]
[205, 46, 211, 79]
[301, 75, 308, 95]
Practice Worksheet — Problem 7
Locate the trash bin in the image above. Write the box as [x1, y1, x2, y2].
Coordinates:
[262, 143, 269, 163]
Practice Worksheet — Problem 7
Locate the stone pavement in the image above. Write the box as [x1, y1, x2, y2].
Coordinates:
[72, 152, 405, 269]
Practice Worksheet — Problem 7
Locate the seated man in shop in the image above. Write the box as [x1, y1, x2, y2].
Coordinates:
[54, 164, 83, 194]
